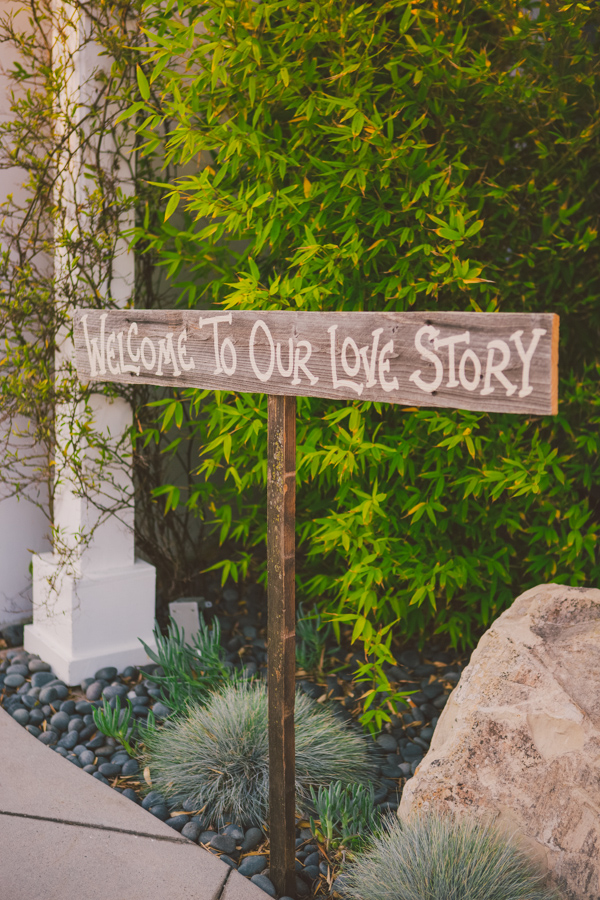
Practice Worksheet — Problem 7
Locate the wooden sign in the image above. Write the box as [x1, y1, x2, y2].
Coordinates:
[74, 310, 559, 415]
[73, 306, 559, 899]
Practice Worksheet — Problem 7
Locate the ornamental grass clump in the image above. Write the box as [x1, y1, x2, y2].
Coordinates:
[342, 812, 560, 900]
[143, 681, 375, 827]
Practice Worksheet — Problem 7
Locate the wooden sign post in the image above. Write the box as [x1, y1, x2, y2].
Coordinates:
[74, 309, 558, 898]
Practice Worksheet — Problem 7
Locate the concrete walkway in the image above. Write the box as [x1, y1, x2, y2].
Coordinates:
[0, 707, 269, 900]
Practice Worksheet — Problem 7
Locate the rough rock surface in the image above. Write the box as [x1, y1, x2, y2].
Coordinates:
[399, 583, 600, 900]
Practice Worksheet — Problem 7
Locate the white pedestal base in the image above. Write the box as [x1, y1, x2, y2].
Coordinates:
[24, 552, 157, 685]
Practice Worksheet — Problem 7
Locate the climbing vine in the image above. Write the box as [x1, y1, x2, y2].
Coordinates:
[0, 0, 214, 609]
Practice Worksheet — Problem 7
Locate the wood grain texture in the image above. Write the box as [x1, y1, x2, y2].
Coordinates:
[267, 395, 297, 899]
[74, 309, 559, 415]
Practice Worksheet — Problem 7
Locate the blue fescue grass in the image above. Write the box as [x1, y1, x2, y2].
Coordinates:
[342, 812, 561, 900]
[142, 680, 376, 827]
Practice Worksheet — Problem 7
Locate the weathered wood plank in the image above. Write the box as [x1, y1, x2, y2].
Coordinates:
[267, 394, 297, 899]
[74, 310, 559, 415]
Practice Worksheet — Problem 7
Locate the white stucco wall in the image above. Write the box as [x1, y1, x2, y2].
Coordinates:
[0, 1, 51, 630]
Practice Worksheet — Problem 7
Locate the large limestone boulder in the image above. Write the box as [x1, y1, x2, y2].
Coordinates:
[399, 583, 600, 900]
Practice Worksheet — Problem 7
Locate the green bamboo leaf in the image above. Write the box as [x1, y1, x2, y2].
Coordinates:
[164, 192, 180, 222]
[136, 65, 150, 101]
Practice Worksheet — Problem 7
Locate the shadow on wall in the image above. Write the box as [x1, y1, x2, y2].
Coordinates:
[0, 492, 50, 631]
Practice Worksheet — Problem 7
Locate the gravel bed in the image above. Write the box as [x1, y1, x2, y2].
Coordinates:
[0, 589, 468, 898]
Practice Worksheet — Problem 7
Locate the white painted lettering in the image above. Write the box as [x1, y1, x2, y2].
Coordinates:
[510, 328, 546, 398]
[249, 319, 275, 382]
[341, 337, 362, 378]
[434, 331, 470, 387]
[328, 326, 363, 395]
[81, 312, 107, 377]
[378, 341, 399, 392]
[220, 338, 237, 376]
[140, 336, 156, 371]
[106, 332, 120, 375]
[117, 331, 140, 375]
[292, 340, 318, 386]
[276, 339, 294, 377]
[458, 348, 481, 391]
[156, 333, 181, 377]
[481, 339, 516, 396]
[409, 325, 443, 393]
[198, 313, 233, 375]
[177, 329, 195, 372]
[359, 328, 383, 387]
[127, 322, 140, 364]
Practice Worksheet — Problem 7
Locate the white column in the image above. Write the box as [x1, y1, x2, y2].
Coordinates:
[0, 1, 51, 631]
[24, 2, 156, 683]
